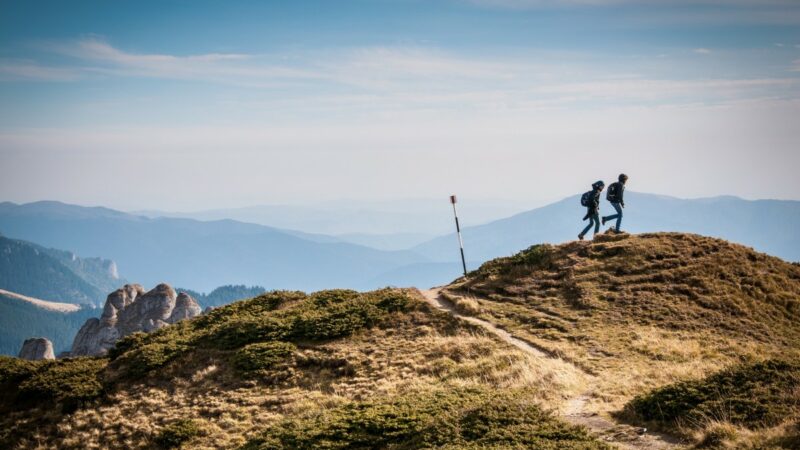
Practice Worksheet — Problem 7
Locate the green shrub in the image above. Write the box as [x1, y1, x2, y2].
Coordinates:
[308, 289, 360, 307]
[209, 316, 294, 350]
[289, 297, 383, 341]
[626, 359, 800, 430]
[0, 356, 38, 385]
[234, 342, 296, 374]
[154, 418, 201, 448]
[372, 289, 413, 313]
[17, 357, 106, 410]
[508, 244, 554, 269]
[114, 342, 189, 378]
[242, 387, 608, 450]
[108, 331, 149, 360]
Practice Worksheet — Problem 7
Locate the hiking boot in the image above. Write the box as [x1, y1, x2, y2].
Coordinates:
[578, 234, 584, 241]
[601, 217, 607, 225]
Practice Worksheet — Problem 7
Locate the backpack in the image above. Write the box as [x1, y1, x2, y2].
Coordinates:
[606, 182, 619, 202]
[580, 191, 593, 207]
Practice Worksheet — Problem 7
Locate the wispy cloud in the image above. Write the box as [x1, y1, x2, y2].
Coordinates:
[42, 37, 324, 86]
[0, 59, 83, 81]
[4, 38, 800, 113]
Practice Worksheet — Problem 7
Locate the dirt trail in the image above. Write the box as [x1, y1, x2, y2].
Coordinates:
[419, 288, 684, 450]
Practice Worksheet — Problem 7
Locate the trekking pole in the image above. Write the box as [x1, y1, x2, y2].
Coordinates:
[450, 195, 468, 277]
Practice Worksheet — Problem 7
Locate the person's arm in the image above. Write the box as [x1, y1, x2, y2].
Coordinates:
[620, 185, 625, 207]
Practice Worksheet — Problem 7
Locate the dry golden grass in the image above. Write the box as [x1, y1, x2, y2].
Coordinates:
[444, 232, 800, 447]
[4, 291, 592, 449]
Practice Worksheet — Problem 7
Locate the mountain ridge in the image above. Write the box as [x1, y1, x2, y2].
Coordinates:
[0, 201, 429, 292]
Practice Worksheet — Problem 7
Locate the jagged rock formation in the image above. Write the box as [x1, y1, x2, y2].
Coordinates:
[18, 337, 55, 360]
[70, 283, 201, 356]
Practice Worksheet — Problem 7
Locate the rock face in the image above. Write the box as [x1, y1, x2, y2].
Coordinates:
[71, 283, 201, 356]
[19, 337, 55, 360]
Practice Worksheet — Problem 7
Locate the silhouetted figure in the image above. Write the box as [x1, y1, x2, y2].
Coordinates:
[579, 181, 604, 240]
[602, 173, 628, 233]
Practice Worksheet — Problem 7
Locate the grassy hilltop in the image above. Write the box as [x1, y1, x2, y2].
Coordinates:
[445, 232, 800, 448]
[1, 232, 798, 449]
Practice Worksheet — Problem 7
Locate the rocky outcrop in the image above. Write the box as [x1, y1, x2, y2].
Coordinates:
[19, 337, 55, 360]
[70, 283, 201, 356]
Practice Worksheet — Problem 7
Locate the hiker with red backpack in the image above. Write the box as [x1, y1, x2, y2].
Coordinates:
[602, 173, 628, 233]
[578, 180, 604, 241]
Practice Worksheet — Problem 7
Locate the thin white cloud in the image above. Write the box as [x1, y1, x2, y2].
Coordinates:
[46, 37, 323, 85]
[5, 39, 799, 112]
[694, 48, 712, 54]
[0, 59, 83, 81]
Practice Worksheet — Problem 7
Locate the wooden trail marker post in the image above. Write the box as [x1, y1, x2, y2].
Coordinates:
[450, 195, 468, 277]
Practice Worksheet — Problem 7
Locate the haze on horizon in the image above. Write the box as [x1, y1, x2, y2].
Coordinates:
[1, 0, 799, 212]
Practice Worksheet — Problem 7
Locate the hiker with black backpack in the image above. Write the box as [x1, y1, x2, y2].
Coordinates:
[602, 173, 628, 233]
[578, 180, 604, 241]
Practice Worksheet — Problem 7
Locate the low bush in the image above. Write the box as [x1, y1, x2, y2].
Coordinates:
[290, 297, 383, 341]
[17, 357, 107, 411]
[113, 342, 189, 378]
[242, 387, 609, 450]
[154, 418, 201, 448]
[0, 355, 37, 384]
[210, 316, 293, 350]
[626, 359, 800, 430]
[108, 331, 148, 360]
[234, 341, 296, 374]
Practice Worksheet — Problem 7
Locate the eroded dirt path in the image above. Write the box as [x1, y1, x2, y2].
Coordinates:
[419, 288, 684, 450]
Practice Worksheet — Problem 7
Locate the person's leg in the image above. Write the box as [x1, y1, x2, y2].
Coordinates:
[603, 204, 620, 225]
[612, 202, 623, 232]
[580, 220, 593, 238]
[592, 213, 600, 235]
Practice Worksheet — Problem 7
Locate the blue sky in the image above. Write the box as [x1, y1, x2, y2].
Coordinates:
[1, 0, 799, 210]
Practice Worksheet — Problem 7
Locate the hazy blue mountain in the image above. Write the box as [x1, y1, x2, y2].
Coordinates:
[335, 232, 438, 251]
[133, 198, 530, 236]
[0, 201, 428, 292]
[0, 235, 124, 306]
[0, 290, 97, 356]
[413, 193, 800, 266]
[177, 285, 267, 309]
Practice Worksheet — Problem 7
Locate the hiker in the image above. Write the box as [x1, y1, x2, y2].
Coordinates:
[578, 180, 604, 241]
[602, 173, 628, 233]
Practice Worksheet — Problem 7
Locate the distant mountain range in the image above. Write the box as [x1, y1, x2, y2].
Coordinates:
[0, 234, 123, 306]
[0, 201, 429, 292]
[177, 285, 267, 309]
[2, 194, 798, 297]
[413, 192, 800, 265]
[133, 198, 528, 239]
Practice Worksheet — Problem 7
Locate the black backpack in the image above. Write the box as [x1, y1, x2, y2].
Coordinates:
[580, 191, 593, 207]
[606, 182, 619, 202]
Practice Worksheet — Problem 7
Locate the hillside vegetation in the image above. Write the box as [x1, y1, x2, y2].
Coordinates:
[0, 235, 122, 306]
[445, 232, 800, 447]
[0, 288, 604, 449]
[0, 291, 97, 356]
